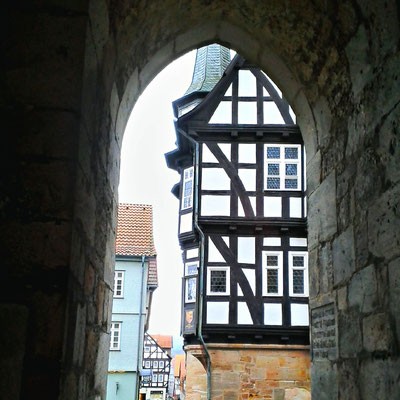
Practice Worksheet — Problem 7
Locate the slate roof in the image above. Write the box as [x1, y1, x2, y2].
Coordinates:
[185, 44, 231, 95]
[151, 334, 172, 349]
[116, 203, 157, 256]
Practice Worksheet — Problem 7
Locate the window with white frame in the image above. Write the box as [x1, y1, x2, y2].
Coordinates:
[158, 374, 164, 382]
[144, 346, 150, 352]
[110, 322, 121, 350]
[265, 144, 301, 191]
[207, 266, 230, 295]
[113, 271, 124, 297]
[159, 360, 164, 368]
[153, 361, 158, 368]
[185, 277, 197, 303]
[289, 252, 309, 296]
[145, 360, 150, 368]
[181, 166, 194, 210]
[152, 374, 157, 383]
[262, 252, 283, 296]
[185, 261, 198, 276]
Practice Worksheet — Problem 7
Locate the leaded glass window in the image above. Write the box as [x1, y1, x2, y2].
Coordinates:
[207, 266, 230, 295]
[289, 252, 308, 296]
[181, 166, 194, 210]
[262, 252, 283, 296]
[265, 145, 301, 191]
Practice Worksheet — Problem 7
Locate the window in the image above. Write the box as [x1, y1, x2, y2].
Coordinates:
[153, 361, 158, 368]
[144, 346, 150, 352]
[185, 277, 197, 303]
[207, 266, 230, 295]
[158, 374, 164, 382]
[265, 144, 301, 191]
[159, 361, 164, 368]
[110, 322, 121, 350]
[262, 252, 283, 296]
[113, 271, 124, 297]
[145, 360, 150, 368]
[152, 374, 157, 383]
[185, 261, 198, 276]
[289, 252, 308, 296]
[181, 167, 194, 210]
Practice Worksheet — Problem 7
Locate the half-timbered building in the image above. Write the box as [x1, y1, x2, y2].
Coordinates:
[139, 333, 172, 400]
[165, 44, 310, 397]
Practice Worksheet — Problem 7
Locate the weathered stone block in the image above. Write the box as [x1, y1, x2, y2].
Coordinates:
[306, 150, 321, 195]
[348, 264, 377, 313]
[319, 243, 333, 294]
[333, 226, 355, 285]
[308, 171, 337, 249]
[311, 361, 337, 400]
[359, 358, 400, 400]
[338, 309, 362, 357]
[388, 257, 400, 347]
[363, 312, 393, 353]
[368, 185, 400, 260]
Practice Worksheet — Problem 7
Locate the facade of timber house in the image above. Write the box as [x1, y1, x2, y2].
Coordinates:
[2, 2, 400, 400]
[166, 44, 311, 399]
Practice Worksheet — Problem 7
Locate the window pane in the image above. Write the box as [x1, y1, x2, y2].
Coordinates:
[267, 177, 280, 189]
[184, 180, 192, 196]
[285, 147, 298, 159]
[186, 263, 197, 275]
[238, 102, 257, 124]
[285, 178, 298, 189]
[293, 270, 304, 294]
[210, 270, 227, 293]
[267, 269, 278, 293]
[268, 163, 280, 175]
[239, 70, 257, 96]
[267, 147, 280, 159]
[186, 277, 196, 301]
[266, 255, 278, 266]
[285, 164, 297, 176]
[293, 256, 304, 267]
[209, 101, 232, 124]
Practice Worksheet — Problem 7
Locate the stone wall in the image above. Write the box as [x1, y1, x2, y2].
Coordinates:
[1, 1, 399, 399]
[185, 344, 310, 400]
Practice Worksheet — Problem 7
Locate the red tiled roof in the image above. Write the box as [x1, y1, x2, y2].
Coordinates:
[147, 256, 158, 287]
[116, 204, 157, 257]
[151, 334, 172, 349]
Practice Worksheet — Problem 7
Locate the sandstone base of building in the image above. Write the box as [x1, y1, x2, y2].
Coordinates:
[185, 344, 310, 400]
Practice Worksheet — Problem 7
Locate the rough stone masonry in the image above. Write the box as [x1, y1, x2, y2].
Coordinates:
[1, 1, 399, 399]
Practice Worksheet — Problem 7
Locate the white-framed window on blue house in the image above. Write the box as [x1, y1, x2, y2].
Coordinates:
[113, 271, 125, 298]
[110, 322, 121, 350]
[181, 166, 194, 210]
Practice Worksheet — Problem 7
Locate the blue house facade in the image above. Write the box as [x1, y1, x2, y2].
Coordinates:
[107, 204, 158, 400]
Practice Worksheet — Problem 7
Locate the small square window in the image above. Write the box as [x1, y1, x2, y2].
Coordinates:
[285, 164, 297, 176]
[267, 147, 280, 159]
[207, 267, 230, 295]
[267, 177, 280, 189]
[268, 163, 280, 175]
[285, 147, 298, 159]
[285, 179, 298, 189]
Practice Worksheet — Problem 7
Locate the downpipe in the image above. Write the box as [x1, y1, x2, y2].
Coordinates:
[178, 127, 212, 400]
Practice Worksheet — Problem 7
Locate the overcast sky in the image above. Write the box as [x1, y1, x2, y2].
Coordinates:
[118, 50, 197, 337]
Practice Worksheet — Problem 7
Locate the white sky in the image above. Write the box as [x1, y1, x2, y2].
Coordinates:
[118, 50, 197, 337]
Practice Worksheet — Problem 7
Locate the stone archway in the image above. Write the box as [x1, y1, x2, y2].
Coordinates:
[2, 1, 399, 400]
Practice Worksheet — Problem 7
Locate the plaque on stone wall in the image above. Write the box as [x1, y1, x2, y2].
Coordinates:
[184, 306, 196, 334]
[311, 303, 337, 360]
